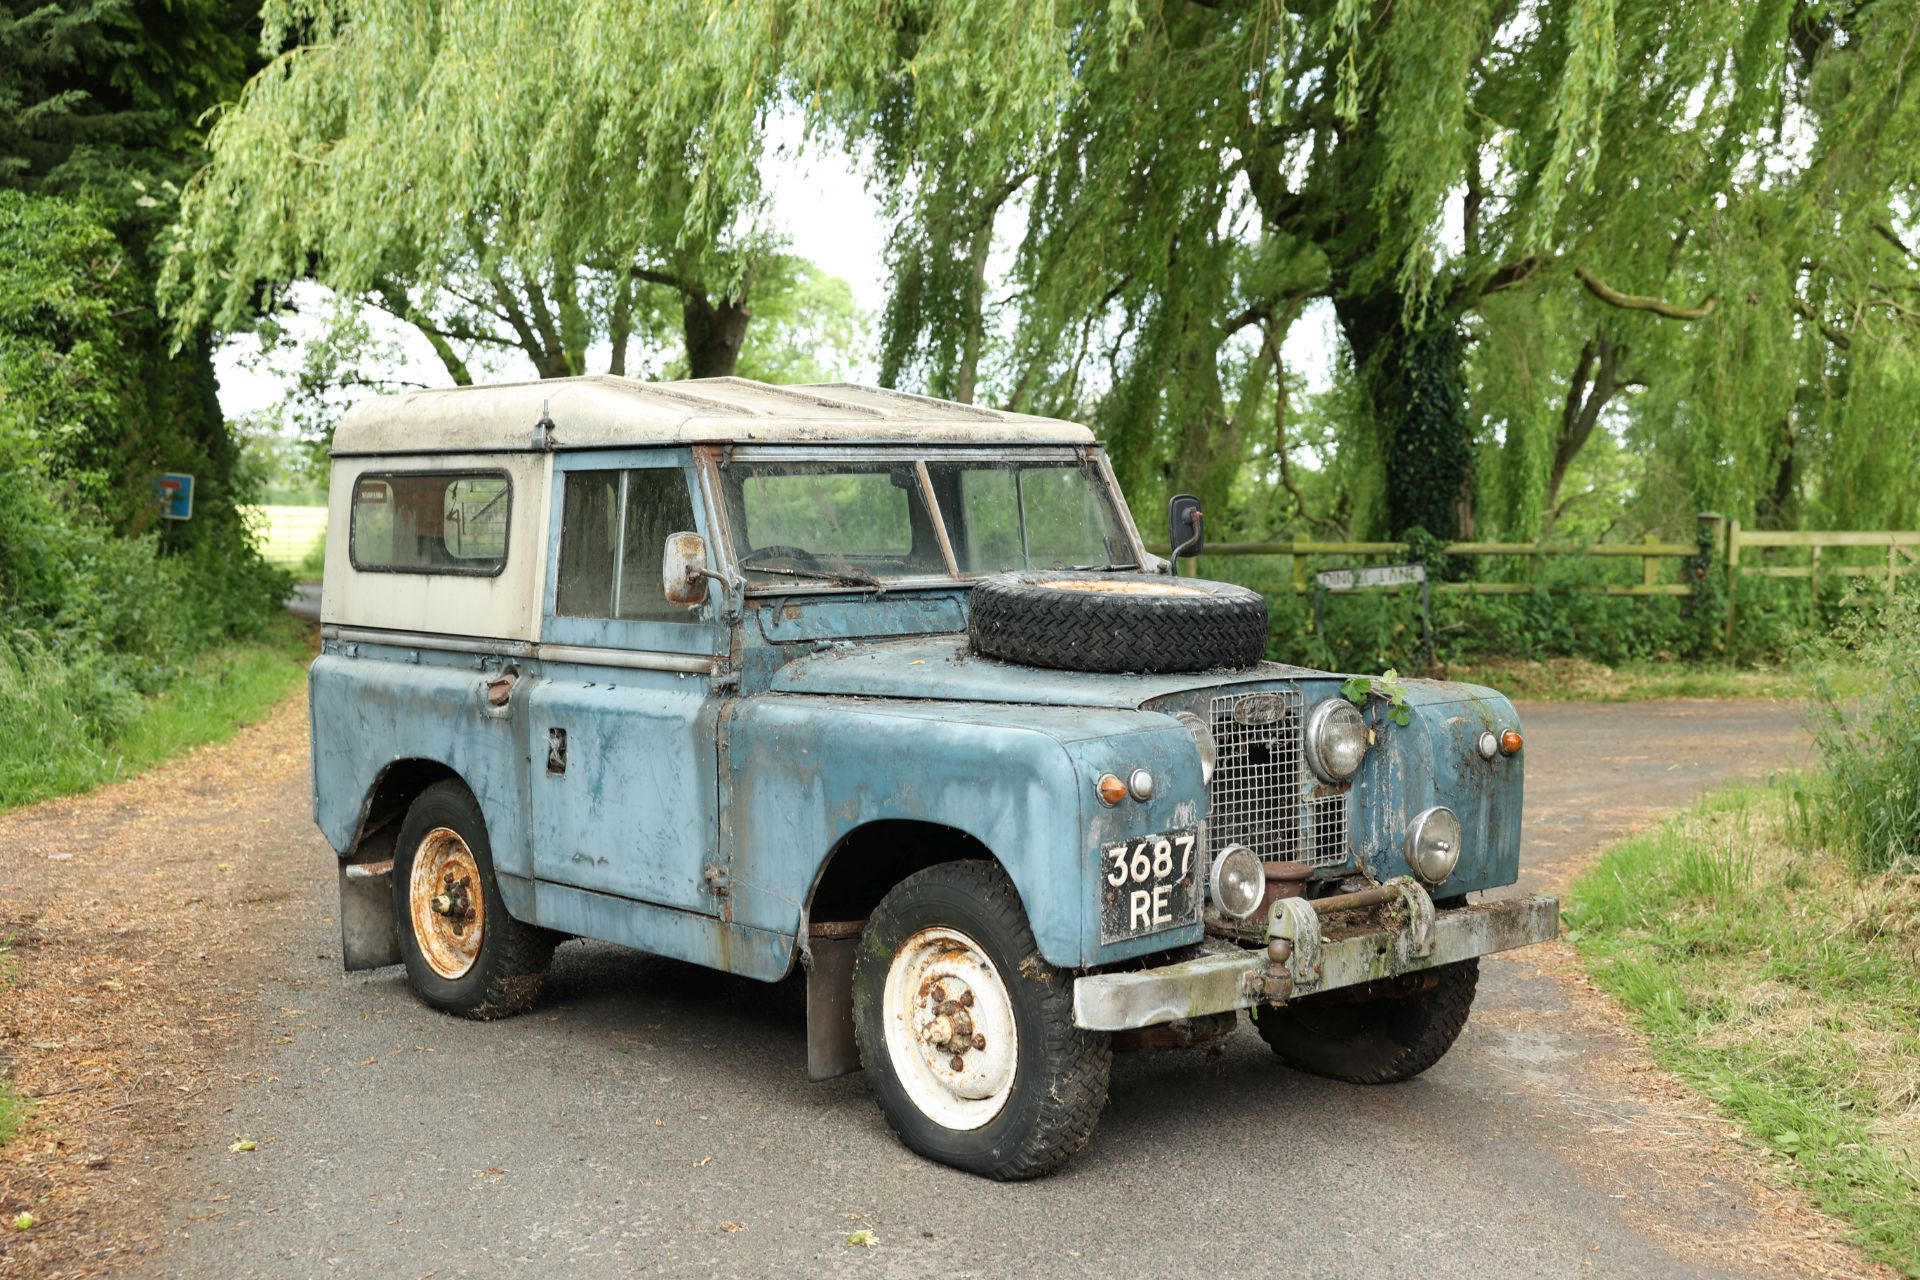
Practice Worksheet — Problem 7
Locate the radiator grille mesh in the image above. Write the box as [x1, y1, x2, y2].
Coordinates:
[1207, 690, 1348, 869]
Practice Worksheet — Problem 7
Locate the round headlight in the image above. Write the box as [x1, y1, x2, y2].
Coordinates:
[1209, 844, 1264, 920]
[1305, 699, 1370, 782]
[1406, 806, 1462, 884]
[1175, 711, 1216, 786]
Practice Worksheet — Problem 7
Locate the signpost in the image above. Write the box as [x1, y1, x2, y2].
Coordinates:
[155, 473, 195, 521]
[1314, 562, 1434, 664]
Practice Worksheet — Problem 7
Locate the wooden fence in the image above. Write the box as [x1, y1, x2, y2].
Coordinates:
[1167, 513, 1920, 632]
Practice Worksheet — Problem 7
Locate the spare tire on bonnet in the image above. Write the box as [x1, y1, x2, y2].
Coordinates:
[968, 571, 1269, 674]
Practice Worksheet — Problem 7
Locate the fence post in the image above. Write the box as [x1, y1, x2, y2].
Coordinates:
[1724, 517, 1741, 641]
[1642, 532, 1659, 590]
[1291, 553, 1308, 598]
[1809, 543, 1821, 609]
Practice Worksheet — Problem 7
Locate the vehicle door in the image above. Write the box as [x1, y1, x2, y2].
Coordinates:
[526, 448, 725, 914]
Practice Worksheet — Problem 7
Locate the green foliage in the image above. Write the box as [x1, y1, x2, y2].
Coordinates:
[0, 623, 308, 814]
[1340, 671, 1411, 727]
[0, 192, 288, 811]
[1567, 783, 1920, 1275]
[1807, 589, 1920, 876]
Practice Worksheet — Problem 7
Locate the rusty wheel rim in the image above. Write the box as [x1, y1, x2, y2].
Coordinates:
[408, 826, 485, 981]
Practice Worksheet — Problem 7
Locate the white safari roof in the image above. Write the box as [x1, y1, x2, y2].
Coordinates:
[331, 375, 1096, 455]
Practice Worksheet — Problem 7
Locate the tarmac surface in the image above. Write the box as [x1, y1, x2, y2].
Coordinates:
[113, 697, 1851, 1278]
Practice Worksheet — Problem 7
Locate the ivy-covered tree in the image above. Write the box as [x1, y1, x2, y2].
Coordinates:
[726, 0, 1920, 539]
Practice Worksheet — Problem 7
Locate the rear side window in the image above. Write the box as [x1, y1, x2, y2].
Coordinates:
[351, 471, 511, 575]
[555, 467, 701, 621]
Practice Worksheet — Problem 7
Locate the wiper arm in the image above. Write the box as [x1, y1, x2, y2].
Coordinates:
[744, 563, 884, 590]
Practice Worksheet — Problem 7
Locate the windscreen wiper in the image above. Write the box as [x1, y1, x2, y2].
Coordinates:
[745, 563, 884, 590]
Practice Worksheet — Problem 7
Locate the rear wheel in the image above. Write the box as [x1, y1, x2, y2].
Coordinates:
[393, 780, 554, 1019]
[852, 861, 1110, 1180]
[1255, 959, 1478, 1083]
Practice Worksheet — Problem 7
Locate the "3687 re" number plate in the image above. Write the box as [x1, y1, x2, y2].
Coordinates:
[1099, 827, 1202, 944]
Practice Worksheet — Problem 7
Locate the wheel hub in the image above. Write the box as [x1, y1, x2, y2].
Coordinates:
[408, 827, 486, 980]
[882, 927, 1019, 1130]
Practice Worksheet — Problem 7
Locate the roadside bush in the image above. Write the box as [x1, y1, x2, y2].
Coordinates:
[1807, 589, 1920, 875]
[0, 191, 289, 807]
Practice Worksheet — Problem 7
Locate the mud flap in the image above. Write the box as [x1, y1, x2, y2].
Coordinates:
[340, 859, 400, 971]
[804, 920, 862, 1081]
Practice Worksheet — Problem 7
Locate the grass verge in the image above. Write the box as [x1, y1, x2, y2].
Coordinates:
[0, 938, 26, 1149]
[0, 617, 310, 818]
[1566, 781, 1920, 1276]
[1447, 655, 1870, 702]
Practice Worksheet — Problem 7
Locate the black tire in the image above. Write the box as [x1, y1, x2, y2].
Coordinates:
[1254, 959, 1478, 1084]
[853, 861, 1110, 1180]
[968, 570, 1268, 673]
[392, 780, 555, 1020]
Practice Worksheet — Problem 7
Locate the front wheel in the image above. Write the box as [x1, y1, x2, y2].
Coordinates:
[852, 861, 1110, 1180]
[392, 780, 555, 1019]
[1255, 958, 1479, 1083]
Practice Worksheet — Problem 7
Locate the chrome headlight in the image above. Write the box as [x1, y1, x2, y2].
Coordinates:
[1208, 845, 1264, 920]
[1175, 711, 1216, 786]
[1305, 699, 1369, 782]
[1406, 806, 1462, 884]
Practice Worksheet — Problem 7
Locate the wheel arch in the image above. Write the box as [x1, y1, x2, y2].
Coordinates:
[805, 818, 1007, 928]
[345, 757, 468, 867]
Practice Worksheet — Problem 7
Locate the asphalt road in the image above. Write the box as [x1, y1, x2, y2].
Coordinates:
[141, 699, 1821, 1279]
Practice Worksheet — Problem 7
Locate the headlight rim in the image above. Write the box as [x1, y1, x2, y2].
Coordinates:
[1174, 710, 1216, 787]
[1207, 843, 1264, 921]
[1304, 698, 1370, 783]
[1405, 805, 1463, 885]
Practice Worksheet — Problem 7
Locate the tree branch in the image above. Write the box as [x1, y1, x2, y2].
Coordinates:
[371, 280, 473, 386]
[1574, 265, 1716, 320]
[1794, 297, 1851, 349]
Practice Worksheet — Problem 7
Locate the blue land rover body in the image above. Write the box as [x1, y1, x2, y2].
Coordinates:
[311, 376, 1557, 1179]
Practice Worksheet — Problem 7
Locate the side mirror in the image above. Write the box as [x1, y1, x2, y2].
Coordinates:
[1168, 494, 1204, 563]
[662, 531, 711, 607]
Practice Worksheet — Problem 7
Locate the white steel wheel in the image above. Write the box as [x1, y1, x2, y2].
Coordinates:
[880, 926, 1021, 1131]
[851, 860, 1111, 1180]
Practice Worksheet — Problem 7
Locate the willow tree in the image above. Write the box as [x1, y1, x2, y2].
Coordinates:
[732, 0, 1920, 538]
[162, 0, 794, 381]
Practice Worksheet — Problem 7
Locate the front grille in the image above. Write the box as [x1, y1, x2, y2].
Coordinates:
[1208, 690, 1349, 869]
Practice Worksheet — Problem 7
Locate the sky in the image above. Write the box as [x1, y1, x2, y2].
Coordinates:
[213, 121, 1339, 424]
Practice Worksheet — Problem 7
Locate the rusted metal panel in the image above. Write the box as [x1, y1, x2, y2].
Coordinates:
[1071, 892, 1560, 1031]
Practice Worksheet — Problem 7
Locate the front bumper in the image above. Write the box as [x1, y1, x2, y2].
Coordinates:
[1072, 879, 1559, 1031]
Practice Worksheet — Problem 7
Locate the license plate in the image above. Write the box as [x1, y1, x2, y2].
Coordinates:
[1099, 827, 1202, 944]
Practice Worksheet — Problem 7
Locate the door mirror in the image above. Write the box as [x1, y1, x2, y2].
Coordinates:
[1168, 494, 1204, 562]
[662, 531, 711, 607]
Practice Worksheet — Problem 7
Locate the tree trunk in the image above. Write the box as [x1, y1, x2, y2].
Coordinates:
[1333, 292, 1475, 542]
[683, 292, 751, 379]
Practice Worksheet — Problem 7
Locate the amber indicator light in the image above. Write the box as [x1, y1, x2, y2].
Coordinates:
[1096, 773, 1128, 806]
[1499, 729, 1523, 756]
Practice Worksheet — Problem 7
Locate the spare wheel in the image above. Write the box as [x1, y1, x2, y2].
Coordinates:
[967, 571, 1268, 674]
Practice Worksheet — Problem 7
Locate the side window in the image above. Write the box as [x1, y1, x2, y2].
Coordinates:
[351, 471, 510, 575]
[555, 467, 701, 622]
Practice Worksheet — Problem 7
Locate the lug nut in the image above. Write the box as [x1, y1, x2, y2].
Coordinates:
[959, 991, 974, 1007]
[949, 1055, 965, 1071]
[931, 984, 947, 1003]
[972, 1034, 986, 1050]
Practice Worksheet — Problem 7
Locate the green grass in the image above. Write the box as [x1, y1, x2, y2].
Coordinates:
[1567, 781, 1920, 1276]
[0, 939, 27, 1146]
[0, 619, 310, 817]
[1446, 655, 1872, 702]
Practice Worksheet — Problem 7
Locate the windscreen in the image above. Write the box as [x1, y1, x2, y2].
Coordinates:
[925, 460, 1136, 574]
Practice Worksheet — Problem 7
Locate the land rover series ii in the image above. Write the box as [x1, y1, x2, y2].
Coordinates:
[312, 375, 1558, 1179]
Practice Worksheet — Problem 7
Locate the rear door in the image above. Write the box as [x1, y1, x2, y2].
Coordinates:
[526, 448, 725, 914]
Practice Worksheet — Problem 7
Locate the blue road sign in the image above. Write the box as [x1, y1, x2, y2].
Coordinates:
[156, 473, 194, 521]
